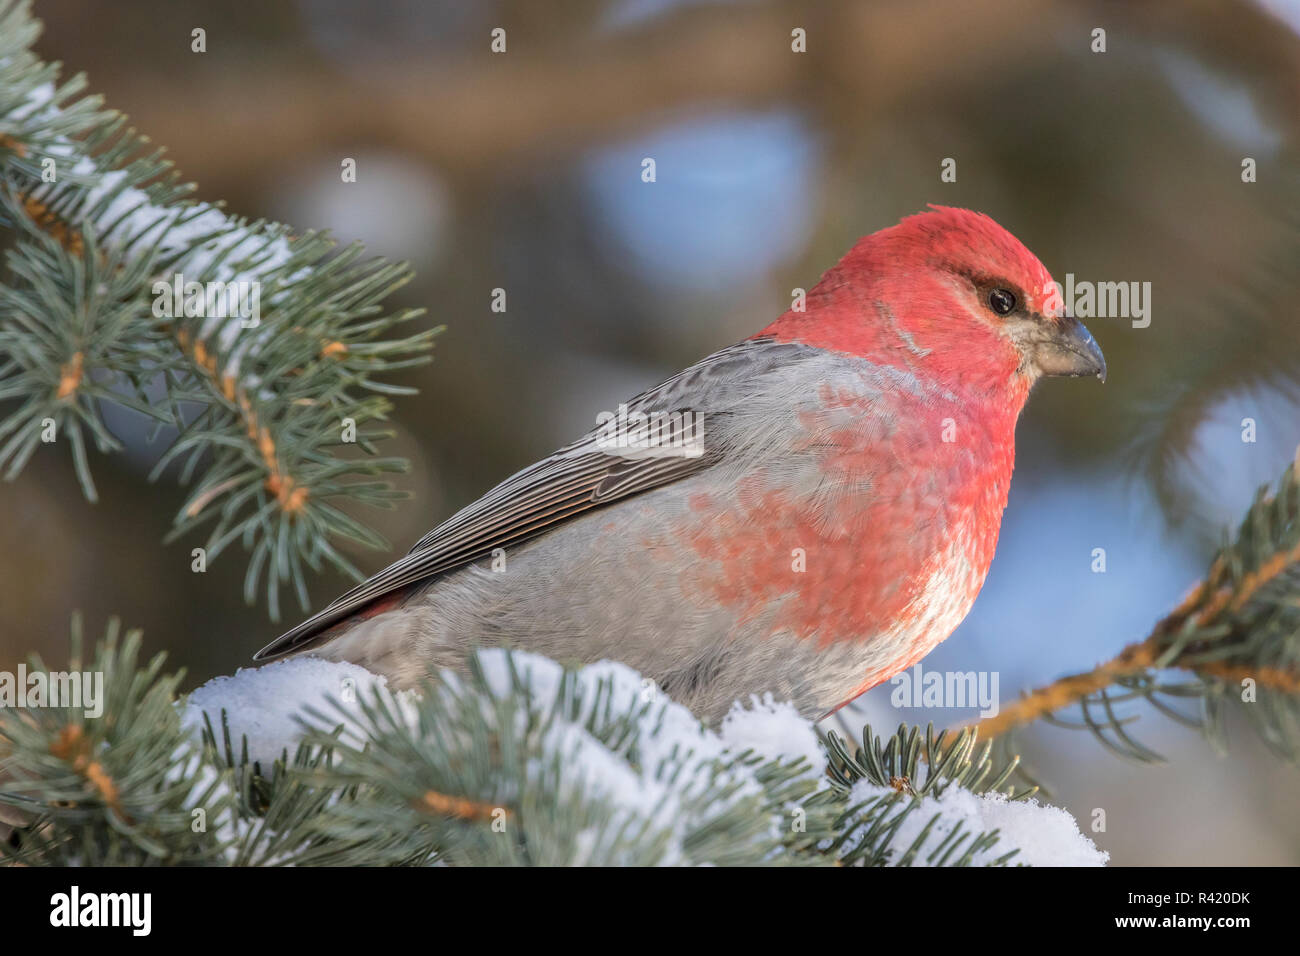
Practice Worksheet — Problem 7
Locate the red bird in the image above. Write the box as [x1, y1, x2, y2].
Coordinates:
[257, 207, 1105, 723]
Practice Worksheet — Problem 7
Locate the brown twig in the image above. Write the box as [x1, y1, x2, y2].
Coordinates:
[974, 499, 1300, 741]
[174, 329, 309, 515]
[10, 171, 313, 516]
[973, 638, 1161, 741]
[49, 725, 126, 821]
[413, 790, 507, 824]
[55, 351, 83, 401]
[19, 192, 84, 257]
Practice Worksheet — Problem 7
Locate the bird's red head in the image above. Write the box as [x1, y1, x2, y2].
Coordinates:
[759, 206, 1105, 403]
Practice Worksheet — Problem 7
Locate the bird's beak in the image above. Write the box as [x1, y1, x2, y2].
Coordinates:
[1033, 315, 1106, 383]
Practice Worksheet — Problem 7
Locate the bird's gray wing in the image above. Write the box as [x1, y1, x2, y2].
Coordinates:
[254, 337, 797, 660]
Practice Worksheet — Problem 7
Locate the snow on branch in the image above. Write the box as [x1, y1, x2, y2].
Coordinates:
[1, 622, 1106, 866]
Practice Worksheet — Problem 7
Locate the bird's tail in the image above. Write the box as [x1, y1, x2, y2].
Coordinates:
[253, 586, 412, 662]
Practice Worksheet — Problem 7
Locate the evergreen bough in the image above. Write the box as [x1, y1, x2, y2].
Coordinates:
[1, 0, 1296, 866]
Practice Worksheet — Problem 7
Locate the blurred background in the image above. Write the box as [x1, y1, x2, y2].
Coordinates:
[5, 0, 1300, 864]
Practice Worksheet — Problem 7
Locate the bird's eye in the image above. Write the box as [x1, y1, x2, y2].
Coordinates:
[988, 288, 1017, 315]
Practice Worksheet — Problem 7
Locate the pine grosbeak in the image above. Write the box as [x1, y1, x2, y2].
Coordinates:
[256, 207, 1105, 723]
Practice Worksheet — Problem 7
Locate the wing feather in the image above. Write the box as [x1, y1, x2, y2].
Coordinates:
[254, 338, 792, 660]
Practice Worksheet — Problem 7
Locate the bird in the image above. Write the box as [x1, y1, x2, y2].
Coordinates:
[255, 206, 1105, 725]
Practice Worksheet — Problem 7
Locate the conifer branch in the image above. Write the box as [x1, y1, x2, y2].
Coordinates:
[974, 448, 1300, 761]
[0, 0, 437, 616]
[2, 621, 1062, 867]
